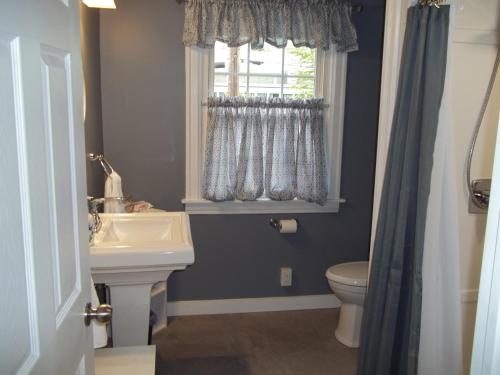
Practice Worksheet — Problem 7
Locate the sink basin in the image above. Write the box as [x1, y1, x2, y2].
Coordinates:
[100, 216, 173, 243]
[90, 211, 195, 347]
[91, 211, 194, 270]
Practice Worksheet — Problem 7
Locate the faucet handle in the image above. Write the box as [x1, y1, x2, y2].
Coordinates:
[88, 197, 105, 213]
[88, 197, 104, 233]
[87, 196, 94, 211]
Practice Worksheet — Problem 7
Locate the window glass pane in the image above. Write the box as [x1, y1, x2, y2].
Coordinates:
[214, 42, 230, 95]
[283, 76, 315, 98]
[239, 44, 249, 75]
[213, 74, 229, 97]
[284, 45, 316, 76]
[283, 45, 316, 98]
[214, 42, 230, 73]
[247, 44, 283, 98]
[238, 73, 249, 96]
[247, 74, 283, 98]
[248, 44, 284, 76]
[237, 45, 249, 95]
[213, 42, 316, 98]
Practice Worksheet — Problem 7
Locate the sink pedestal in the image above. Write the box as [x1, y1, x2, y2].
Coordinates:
[108, 284, 152, 346]
[90, 212, 194, 347]
[92, 268, 179, 347]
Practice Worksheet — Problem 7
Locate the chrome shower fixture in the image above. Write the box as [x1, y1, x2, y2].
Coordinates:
[469, 179, 490, 214]
[466, 50, 500, 214]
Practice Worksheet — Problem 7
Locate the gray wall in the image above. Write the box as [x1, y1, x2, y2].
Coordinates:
[81, 4, 104, 198]
[100, 0, 185, 210]
[100, 0, 385, 301]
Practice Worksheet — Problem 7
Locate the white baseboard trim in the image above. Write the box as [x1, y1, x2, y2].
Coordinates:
[167, 294, 341, 316]
[462, 289, 479, 303]
[152, 323, 167, 336]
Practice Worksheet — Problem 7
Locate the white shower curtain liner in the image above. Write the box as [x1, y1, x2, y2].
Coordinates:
[418, 6, 463, 374]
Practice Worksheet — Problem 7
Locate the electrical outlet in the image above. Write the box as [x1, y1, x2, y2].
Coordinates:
[280, 267, 292, 287]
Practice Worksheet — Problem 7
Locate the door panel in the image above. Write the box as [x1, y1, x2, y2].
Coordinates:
[41, 46, 82, 326]
[0, 0, 93, 374]
[0, 33, 40, 375]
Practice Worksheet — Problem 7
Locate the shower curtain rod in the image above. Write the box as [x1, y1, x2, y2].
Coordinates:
[418, 0, 445, 7]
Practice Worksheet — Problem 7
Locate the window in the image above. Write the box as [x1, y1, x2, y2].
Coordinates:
[213, 42, 316, 99]
[184, 43, 347, 214]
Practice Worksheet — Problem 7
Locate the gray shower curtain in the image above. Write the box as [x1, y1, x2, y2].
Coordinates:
[357, 5, 449, 375]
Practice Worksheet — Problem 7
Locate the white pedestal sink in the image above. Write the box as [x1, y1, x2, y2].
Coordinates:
[90, 212, 194, 347]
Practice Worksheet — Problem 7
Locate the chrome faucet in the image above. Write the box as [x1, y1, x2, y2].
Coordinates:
[87, 197, 105, 234]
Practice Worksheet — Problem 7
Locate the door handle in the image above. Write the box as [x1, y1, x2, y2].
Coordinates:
[84, 303, 112, 326]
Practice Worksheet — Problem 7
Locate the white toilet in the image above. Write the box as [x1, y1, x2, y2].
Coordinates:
[325, 261, 369, 348]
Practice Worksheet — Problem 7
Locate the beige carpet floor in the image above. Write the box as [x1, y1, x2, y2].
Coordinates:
[153, 308, 358, 375]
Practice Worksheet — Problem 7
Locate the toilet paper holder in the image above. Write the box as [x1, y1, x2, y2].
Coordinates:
[269, 218, 299, 231]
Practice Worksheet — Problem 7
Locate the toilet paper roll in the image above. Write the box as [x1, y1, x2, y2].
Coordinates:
[279, 219, 298, 234]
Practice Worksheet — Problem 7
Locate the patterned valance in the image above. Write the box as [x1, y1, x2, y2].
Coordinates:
[181, 0, 358, 52]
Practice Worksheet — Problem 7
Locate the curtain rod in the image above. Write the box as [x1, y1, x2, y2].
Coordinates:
[201, 102, 330, 108]
[176, 1, 364, 13]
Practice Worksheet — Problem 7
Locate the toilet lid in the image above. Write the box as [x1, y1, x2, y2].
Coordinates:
[326, 261, 368, 287]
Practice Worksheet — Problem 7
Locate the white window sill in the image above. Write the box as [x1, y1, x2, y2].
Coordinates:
[182, 198, 346, 215]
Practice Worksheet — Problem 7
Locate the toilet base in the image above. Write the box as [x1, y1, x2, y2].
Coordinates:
[335, 303, 364, 348]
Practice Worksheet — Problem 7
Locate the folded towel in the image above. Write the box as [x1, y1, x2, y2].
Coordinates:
[104, 171, 125, 213]
[130, 201, 154, 212]
[91, 278, 108, 349]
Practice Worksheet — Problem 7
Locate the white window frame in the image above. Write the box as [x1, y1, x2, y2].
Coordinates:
[183, 46, 348, 215]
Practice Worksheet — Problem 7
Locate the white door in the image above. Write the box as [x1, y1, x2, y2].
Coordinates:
[0, 1, 93, 374]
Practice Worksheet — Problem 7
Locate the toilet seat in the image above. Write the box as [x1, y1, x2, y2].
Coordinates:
[326, 261, 368, 287]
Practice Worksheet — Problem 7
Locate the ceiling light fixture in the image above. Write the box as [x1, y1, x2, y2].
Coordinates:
[82, 0, 116, 9]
